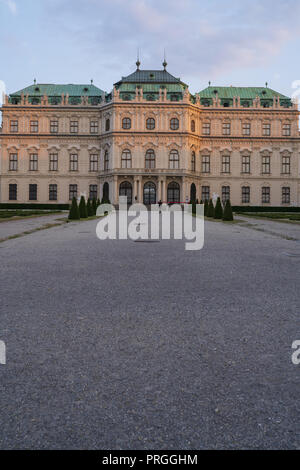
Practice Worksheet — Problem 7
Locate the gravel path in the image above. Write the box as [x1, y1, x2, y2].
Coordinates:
[0, 213, 67, 240]
[0, 216, 299, 449]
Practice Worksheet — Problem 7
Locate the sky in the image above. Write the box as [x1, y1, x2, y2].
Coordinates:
[0, 0, 300, 99]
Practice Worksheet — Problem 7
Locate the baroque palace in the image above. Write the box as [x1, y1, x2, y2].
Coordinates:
[0, 60, 299, 207]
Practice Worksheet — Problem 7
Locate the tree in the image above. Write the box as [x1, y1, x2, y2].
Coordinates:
[92, 197, 97, 215]
[79, 196, 88, 218]
[204, 200, 209, 217]
[86, 198, 94, 217]
[68, 197, 80, 220]
[214, 197, 223, 219]
[223, 199, 234, 221]
[207, 199, 215, 218]
[96, 198, 101, 207]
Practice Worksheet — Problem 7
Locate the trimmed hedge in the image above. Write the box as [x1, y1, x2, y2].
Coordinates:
[233, 206, 300, 213]
[0, 203, 69, 210]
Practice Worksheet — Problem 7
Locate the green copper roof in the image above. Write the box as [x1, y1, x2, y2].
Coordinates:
[10, 83, 105, 97]
[199, 86, 290, 100]
[115, 69, 186, 86]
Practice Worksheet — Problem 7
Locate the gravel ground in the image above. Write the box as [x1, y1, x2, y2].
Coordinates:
[236, 214, 300, 240]
[0, 215, 299, 449]
[0, 213, 67, 239]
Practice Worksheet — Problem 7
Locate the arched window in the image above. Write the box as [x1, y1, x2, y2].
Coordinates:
[170, 118, 179, 130]
[146, 118, 155, 130]
[121, 149, 132, 169]
[103, 182, 109, 202]
[145, 149, 155, 169]
[169, 150, 179, 169]
[191, 151, 196, 172]
[104, 150, 109, 170]
[190, 183, 196, 203]
[105, 119, 110, 131]
[122, 117, 131, 129]
[191, 120, 195, 132]
[167, 182, 180, 204]
[119, 181, 132, 204]
[143, 182, 156, 205]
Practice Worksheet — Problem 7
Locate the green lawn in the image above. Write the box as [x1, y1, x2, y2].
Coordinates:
[0, 210, 62, 220]
[236, 212, 300, 221]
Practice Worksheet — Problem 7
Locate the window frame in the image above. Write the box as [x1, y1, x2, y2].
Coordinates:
[222, 186, 230, 203]
[29, 153, 38, 171]
[242, 186, 250, 204]
[202, 186, 210, 202]
[29, 184, 37, 201]
[90, 120, 99, 134]
[241, 154, 251, 174]
[145, 149, 155, 169]
[282, 187, 290, 204]
[221, 154, 230, 173]
[10, 120, 18, 132]
[70, 120, 79, 134]
[69, 184, 78, 200]
[49, 184, 57, 201]
[30, 120, 39, 133]
[70, 153, 78, 171]
[122, 117, 131, 130]
[262, 186, 270, 203]
[49, 153, 58, 171]
[89, 154, 98, 172]
[121, 149, 132, 169]
[282, 155, 291, 174]
[170, 118, 179, 131]
[9, 183, 17, 201]
[146, 118, 155, 130]
[169, 149, 179, 169]
[222, 122, 231, 135]
[9, 153, 18, 171]
[50, 120, 58, 134]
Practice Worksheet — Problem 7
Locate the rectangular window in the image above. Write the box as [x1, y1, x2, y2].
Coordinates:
[70, 121, 78, 133]
[90, 121, 98, 134]
[242, 122, 251, 136]
[222, 122, 231, 135]
[89, 154, 98, 172]
[282, 187, 290, 204]
[242, 155, 250, 173]
[242, 186, 250, 204]
[202, 155, 210, 173]
[262, 155, 270, 174]
[262, 187, 270, 203]
[202, 186, 210, 201]
[50, 120, 58, 133]
[9, 184, 17, 201]
[104, 151, 109, 171]
[282, 155, 290, 174]
[30, 120, 38, 133]
[10, 120, 18, 132]
[49, 184, 57, 201]
[70, 154, 78, 171]
[29, 184, 37, 201]
[202, 122, 211, 135]
[69, 184, 77, 200]
[222, 155, 230, 173]
[262, 123, 271, 136]
[222, 186, 230, 203]
[29, 154, 38, 171]
[9, 153, 18, 171]
[282, 124, 291, 136]
[49, 154, 58, 171]
[89, 184, 98, 200]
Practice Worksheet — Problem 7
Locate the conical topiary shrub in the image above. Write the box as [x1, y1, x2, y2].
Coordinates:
[79, 196, 88, 218]
[214, 197, 223, 219]
[204, 200, 209, 217]
[92, 197, 97, 215]
[68, 197, 80, 220]
[223, 199, 234, 221]
[207, 199, 215, 218]
[86, 198, 94, 217]
[96, 198, 101, 208]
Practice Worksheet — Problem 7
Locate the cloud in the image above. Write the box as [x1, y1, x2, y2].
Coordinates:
[1, 0, 17, 14]
[2, 0, 300, 93]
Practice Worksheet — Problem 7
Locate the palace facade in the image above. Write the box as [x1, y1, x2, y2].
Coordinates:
[0, 61, 299, 207]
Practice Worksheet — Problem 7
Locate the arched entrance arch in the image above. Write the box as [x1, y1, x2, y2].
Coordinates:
[102, 182, 109, 202]
[119, 181, 132, 204]
[190, 183, 196, 203]
[143, 181, 156, 205]
[167, 181, 180, 204]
